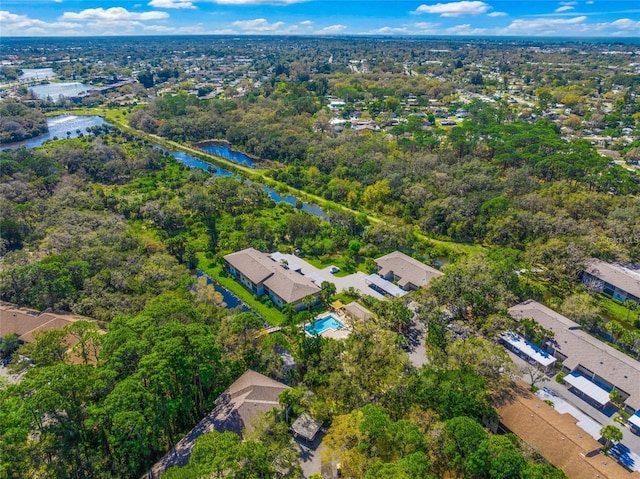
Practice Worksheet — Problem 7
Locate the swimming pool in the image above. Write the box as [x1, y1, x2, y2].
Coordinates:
[305, 314, 345, 335]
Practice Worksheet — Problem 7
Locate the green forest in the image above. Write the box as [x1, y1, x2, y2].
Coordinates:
[0, 100, 48, 144]
[129, 92, 640, 257]
[2, 35, 640, 479]
[0, 128, 569, 479]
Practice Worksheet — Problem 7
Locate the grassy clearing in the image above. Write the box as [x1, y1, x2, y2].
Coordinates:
[302, 255, 369, 276]
[418, 234, 487, 257]
[594, 294, 639, 327]
[196, 253, 285, 326]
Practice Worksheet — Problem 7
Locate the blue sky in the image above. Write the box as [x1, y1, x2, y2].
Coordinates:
[1, 1, 639, 37]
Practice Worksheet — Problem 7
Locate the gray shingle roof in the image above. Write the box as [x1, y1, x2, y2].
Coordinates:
[143, 370, 289, 478]
[375, 251, 442, 289]
[585, 259, 640, 299]
[263, 272, 319, 304]
[291, 412, 322, 442]
[223, 248, 320, 304]
[223, 248, 277, 284]
[509, 300, 640, 411]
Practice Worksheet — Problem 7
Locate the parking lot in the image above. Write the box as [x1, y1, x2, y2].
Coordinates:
[277, 253, 386, 300]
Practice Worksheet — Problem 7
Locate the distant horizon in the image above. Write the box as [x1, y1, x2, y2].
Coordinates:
[2, 33, 640, 43]
[1, 1, 639, 38]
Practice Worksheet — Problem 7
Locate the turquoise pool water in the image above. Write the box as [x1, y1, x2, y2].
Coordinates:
[305, 315, 344, 335]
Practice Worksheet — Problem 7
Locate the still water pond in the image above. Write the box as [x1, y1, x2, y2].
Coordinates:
[1, 115, 106, 150]
[20, 68, 56, 80]
[4, 114, 327, 219]
[195, 270, 249, 312]
[199, 143, 256, 167]
[30, 82, 91, 99]
[170, 151, 236, 178]
[171, 148, 326, 219]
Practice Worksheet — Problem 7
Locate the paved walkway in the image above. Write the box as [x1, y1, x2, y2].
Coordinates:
[405, 304, 428, 368]
[278, 254, 385, 300]
[296, 430, 328, 478]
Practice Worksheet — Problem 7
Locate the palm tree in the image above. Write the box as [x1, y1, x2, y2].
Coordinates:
[320, 281, 337, 307]
[600, 425, 623, 453]
[282, 303, 296, 323]
[302, 294, 316, 312]
[605, 320, 624, 345]
[624, 299, 638, 322]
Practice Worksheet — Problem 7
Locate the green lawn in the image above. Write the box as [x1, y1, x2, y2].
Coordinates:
[594, 294, 639, 327]
[302, 255, 369, 276]
[196, 253, 286, 326]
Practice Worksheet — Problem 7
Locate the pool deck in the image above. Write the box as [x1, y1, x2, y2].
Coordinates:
[318, 328, 351, 340]
[305, 312, 352, 339]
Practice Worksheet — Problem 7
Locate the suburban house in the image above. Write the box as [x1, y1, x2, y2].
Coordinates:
[509, 300, 640, 414]
[223, 248, 320, 311]
[0, 301, 89, 343]
[582, 258, 640, 304]
[144, 370, 290, 478]
[0, 302, 101, 363]
[497, 384, 640, 479]
[374, 251, 443, 291]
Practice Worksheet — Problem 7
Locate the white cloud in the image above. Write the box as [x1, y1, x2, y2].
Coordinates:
[61, 7, 168, 22]
[555, 6, 574, 13]
[487, 11, 506, 17]
[608, 18, 640, 30]
[368, 26, 409, 34]
[413, 1, 489, 17]
[231, 18, 288, 32]
[504, 15, 589, 35]
[148, 0, 196, 8]
[299, 20, 313, 25]
[143, 24, 177, 31]
[209, 0, 305, 4]
[414, 21, 441, 29]
[0, 10, 81, 35]
[559, 1, 577, 5]
[318, 24, 347, 34]
[446, 23, 487, 34]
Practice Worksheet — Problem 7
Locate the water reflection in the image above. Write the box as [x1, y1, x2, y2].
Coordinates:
[20, 68, 55, 80]
[199, 143, 256, 167]
[170, 150, 326, 219]
[30, 82, 91, 99]
[170, 151, 235, 177]
[1, 115, 106, 150]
